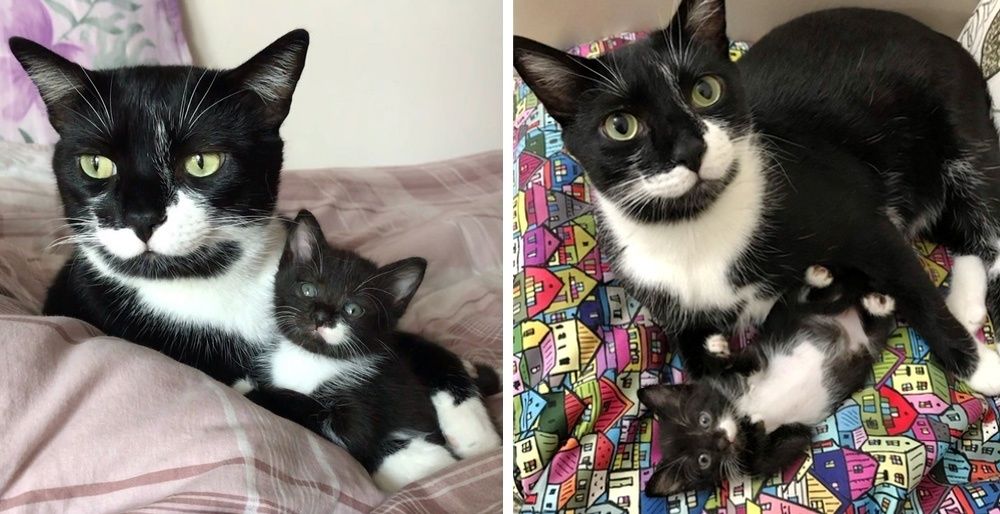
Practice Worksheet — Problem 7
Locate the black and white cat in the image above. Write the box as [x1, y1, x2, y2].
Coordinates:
[9, 31, 309, 383]
[638, 265, 896, 495]
[513, 2, 1000, 393]
[242, 211, 501, 492]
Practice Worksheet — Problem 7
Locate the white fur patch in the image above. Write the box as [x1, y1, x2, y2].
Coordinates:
[966, 343, 1000, 396]
[266, 339, 375, 395]
[147, 192, 211, 256]
[736, 338, 831, 432]
[947, 255, 988, 335]
[717, 415, 738, 443]
[95, 227, 147, 259]
[597, 138, 769, 321]
[318, 324, 352, 347]
[232, 378, 255, 394]
[81, 219, 286, 346]
[462, 359, 478, 379]
[698, 121, 735, 180]
[372, 436, 457, 492]
[805, 265, 833, 289]
[431, 391, 501, 459]
[704, 334, 730, 357]
[640, 166, 699, 199]
[862, 293, 896, 318]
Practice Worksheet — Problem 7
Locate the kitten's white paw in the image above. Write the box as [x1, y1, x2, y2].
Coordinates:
[805, 265, 833, 288]
[232, 378, 255, 394]
[966, 343, 1000, 396]
[862, 293, 896, 317]
[704, 334, 730, 357]
[372, 437, 457, 492]
[947, 255, 989, 335]
[462, 358, 479, 379]
[431, 392, 501, 458]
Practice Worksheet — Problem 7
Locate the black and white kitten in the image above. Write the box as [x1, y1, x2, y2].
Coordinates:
[243, 211, 501, 492]
[513, 2, 1000, 393]
[638, 266, 896, 496]
[9, 31, 309, 383]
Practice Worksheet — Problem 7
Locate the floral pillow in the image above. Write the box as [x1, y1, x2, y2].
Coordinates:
[0, 0, 191, 144]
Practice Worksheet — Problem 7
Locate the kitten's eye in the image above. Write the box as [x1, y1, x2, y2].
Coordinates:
[697, 453, 712, 469]
[343, 302, 365, 318]
[602, 112, 640, 141]
[691, 75, 724, 108]
[183, 152, 225, 177]
[298, 282, 317, 298]
[79, 155, 116, 179]
[698, 411, 712, 428]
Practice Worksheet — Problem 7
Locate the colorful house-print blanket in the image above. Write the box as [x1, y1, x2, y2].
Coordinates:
[512, 34, 1000, 513]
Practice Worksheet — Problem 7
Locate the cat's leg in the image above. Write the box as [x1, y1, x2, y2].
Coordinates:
[847, 221, 1000, 394]
[676, 324, 735, 378]
[371, 436, 458, 493]
[750, 423, 814, 477]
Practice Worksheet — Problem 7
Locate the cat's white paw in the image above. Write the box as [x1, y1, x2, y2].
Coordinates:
[704, 334, 730, 357]
[805, 265, 833, 288]
[431, 392, 501, 458]
[862, 293, 896, 317]
[372, 437, 457, 492]
[232, 378, 255, 394]
[966, 343, 1000, 396]
[947, 255, 989, 335]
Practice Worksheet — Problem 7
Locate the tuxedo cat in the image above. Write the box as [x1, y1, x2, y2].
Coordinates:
[9, 31, 309, 383]
[638, 266, 895, 495]
[513, 2, 1000, 393]
[242, 211, 501, 492]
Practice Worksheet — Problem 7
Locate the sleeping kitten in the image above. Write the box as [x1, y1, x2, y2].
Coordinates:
[9, 31, 309, 384]
[513, 1, 1000, 393]
[243, 210, 500, 492]
[638, 266, 896, 495]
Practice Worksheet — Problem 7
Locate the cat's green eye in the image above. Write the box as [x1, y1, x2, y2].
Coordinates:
[183, 152, 224, 177]
[602, 112, 640, 141]
[299, 282, 317, 298]
[343, 302, 365, 318]
[79, 154, 116, 179]
[691, 75, 724, 108]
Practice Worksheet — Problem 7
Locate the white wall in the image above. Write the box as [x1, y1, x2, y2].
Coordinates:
[180, 0, 502, 169]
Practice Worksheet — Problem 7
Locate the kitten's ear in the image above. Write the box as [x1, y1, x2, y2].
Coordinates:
[667, 0, 728, 55]
[513, 36, 596, 124]
[646, 466, 688, 497]
[377, 257, 427, 316]
[638, 384, 691, 411]
[228, 29, 309, 126]
[284, 209, 324, 263]
[8, 37, 89, 130]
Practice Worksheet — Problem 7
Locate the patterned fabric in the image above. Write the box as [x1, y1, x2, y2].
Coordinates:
[512, 34, 1000, 513]
[0, 0, 191, 144]
[960, 0, 1000, 131]
[0, 142, 502, 512]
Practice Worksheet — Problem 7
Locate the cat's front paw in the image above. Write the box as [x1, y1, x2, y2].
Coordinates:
[804, 265, 833, 288]
[862, 293, 896, 317]
[704, 334, 730, 357]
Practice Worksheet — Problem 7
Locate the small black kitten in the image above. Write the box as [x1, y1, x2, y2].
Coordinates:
[243, 210, 500, 492]
[638, 266, 896, 495]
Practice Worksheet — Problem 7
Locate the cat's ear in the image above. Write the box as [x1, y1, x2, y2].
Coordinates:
[8, 37, 89, 130]
[667, 0, 728, 55]
[284, 209, 324, 263]
[377, 257, 427, 316]
[638, 384, 691, 411]
[228, 29, 309, 127]
[513, 36, 596, 124]
[646, 465, 688, 497]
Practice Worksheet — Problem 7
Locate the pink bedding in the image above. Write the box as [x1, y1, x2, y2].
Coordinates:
[0, 142, 502, 513]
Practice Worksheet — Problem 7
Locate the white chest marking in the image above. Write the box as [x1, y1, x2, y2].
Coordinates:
[598, 141, 768, 317]
[266, 339, 374, 395]
[83, 219, 286, 345]
[736, 339, 831, 432]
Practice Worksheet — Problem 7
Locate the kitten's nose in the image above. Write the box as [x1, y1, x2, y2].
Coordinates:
[313, 308, 333, 327]
[671, 134, 706, 172]
[125, 210, 165, 242]
[717, 437, 731, 451]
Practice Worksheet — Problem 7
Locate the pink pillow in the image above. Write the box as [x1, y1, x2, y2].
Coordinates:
[0, 0, 191, 144]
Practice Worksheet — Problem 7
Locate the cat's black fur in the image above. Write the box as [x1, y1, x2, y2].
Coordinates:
[248, 210, 494, 473]
[638, 267, 896, 495]
[9, 31, 309, 383]
[513, 3, 1000, 388]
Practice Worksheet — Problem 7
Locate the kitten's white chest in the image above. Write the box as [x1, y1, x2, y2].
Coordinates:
[597, 148, 769, 319]
[736, 338, 832, 432]
[266, 339, 374, 395]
